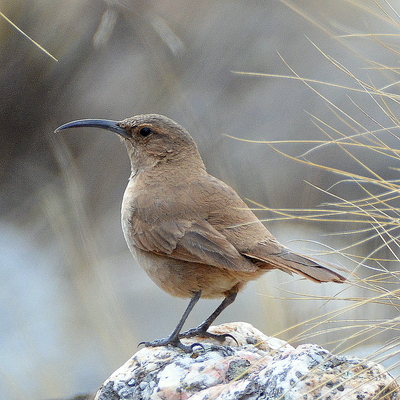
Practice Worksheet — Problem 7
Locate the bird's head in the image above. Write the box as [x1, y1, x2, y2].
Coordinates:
[55, 114, 205, 174]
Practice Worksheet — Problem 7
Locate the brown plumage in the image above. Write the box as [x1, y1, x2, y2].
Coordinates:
[56, 113, 346, 351]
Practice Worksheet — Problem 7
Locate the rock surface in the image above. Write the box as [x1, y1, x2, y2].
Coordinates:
[95, 322, 398, 400]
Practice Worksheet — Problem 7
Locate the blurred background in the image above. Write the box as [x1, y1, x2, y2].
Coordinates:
[1, 0, 400, 398]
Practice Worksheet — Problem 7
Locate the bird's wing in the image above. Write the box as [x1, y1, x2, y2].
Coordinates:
[131, 218, 258, 273]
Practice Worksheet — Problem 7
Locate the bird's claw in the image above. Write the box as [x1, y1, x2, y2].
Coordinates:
[179, 328, 238, 345]
[139, 337, 203, 353]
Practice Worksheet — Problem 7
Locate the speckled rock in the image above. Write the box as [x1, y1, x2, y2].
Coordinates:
[94, 322, 398, 400]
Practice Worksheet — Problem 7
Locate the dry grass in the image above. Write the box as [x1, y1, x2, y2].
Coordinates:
[0, 11, 58, 61]
[227, 0, 400, 390]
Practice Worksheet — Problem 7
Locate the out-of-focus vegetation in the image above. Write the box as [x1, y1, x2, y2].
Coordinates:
[1, 0, 399, 398]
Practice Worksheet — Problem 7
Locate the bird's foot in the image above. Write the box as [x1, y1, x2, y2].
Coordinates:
[179, 326, 238, 345]
[139, 336, 203, 353]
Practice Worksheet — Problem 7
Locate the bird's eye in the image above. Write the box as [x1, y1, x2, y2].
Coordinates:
[139, 127, 152, 137]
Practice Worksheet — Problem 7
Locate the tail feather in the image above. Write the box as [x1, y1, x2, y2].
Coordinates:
[276, 249, 346, 283]
[244, 248, 347, 283]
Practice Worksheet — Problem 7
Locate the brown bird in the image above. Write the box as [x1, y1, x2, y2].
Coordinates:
[55, 114, 346, 352]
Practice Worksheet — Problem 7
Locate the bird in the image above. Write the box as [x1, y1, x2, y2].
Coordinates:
[55, 113, 346, 352]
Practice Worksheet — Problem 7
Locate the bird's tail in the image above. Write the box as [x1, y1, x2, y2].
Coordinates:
[246, 248, 347, 283]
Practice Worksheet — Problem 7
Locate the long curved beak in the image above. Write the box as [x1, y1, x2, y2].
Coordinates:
[54, 119, 130, 139]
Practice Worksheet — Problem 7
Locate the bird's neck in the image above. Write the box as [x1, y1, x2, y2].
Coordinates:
[129, 148, 207, 182]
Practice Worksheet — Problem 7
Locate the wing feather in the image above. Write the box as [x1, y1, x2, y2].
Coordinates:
[131, 218, 257, 272]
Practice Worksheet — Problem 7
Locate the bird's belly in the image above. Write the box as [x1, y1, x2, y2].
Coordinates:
[133, 248, 263, 299]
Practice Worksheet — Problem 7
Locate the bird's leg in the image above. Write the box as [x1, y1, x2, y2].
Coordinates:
[140, 290, 202, 353]
[179, 291, 238, 344]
